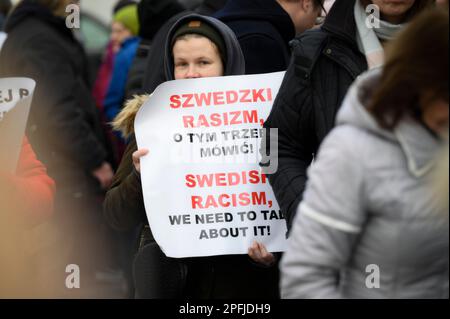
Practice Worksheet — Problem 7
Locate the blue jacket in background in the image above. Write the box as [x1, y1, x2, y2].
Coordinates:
[104, 36, 140, 123]
[214, 0, 295, 74]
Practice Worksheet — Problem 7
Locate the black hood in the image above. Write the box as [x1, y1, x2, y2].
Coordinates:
[321, 0, 358, 48]
[4, 0, 73, 39]
[138, 0, 187, 40]
[195, 0, 227, 15]
[214, 0, 295, 46]
[164, 13, 245, 80]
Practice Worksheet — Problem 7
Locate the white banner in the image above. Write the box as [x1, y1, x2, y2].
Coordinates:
[0, 78, 36, 173]
[135, 72, 286, 258]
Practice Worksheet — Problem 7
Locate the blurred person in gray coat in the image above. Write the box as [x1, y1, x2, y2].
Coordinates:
[281, 8, 449, 299]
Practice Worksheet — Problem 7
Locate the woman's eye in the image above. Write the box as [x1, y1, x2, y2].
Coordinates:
[199, 60, 211, 65]
[176, 62, 187, 68]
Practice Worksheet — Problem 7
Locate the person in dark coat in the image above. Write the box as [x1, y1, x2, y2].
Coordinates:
[215, 0, 325, 74]
[261, 0, 434, 233]
[103, 3, 140, 124]
[105, 14, 280, 299]
[0, 0, 116, 284]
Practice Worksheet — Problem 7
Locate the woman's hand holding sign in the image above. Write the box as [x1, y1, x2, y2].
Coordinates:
[133, 149, 149, 173]
[248, 241, 276, 267]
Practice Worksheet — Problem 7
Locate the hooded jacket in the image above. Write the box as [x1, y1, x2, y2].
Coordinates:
[164, 14, 245, 81]
[104, 14, 280, 299]
[214, 0, 295, 74]
[281, 68, 449, 299]
[0, 1, 112, 196]
[262, 0, 368, 231]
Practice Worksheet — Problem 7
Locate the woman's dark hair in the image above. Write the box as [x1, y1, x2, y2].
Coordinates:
[368, 8, 449, 130]
[360, 0, 434, 22]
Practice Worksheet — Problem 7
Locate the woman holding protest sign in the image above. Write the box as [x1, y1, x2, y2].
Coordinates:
[104, 13, 280, 298]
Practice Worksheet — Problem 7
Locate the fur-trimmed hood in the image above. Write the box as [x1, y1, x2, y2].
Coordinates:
[112, 94, 150, 138]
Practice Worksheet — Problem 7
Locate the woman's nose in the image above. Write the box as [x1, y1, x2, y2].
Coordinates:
[185, 65, 200, 79]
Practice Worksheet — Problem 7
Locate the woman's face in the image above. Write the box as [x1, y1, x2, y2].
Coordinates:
[421, 93, 449, 138]
[370, 0, 416, 24]
[173, 36, 224, 80]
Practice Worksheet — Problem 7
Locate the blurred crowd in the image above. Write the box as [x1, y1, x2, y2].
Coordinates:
[0, 0, 448, 299]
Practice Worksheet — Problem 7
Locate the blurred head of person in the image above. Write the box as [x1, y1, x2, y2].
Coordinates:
[368, 8, 449, 138]
[137, 0, 186, 41]
[31, 0, 80, 18]
[171, 20, 226, 79]
[360, 0, 434, 24]
[111, 3, 139, 50]
[276, 0, 326, 35]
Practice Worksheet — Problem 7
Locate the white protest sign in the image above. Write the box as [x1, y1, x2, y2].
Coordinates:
[0, 78, 36, 173]
[135, 72, 286, 258]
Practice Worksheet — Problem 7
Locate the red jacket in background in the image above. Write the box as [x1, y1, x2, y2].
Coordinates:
[2, 137, 56, 226]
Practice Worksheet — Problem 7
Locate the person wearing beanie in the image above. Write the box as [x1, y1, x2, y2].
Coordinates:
[105, 14, 281, 299]
[93, 0, 139, 116]
[103, 4, 141, 158]
[170, 19, 227, 65]
[113, 4, 140, 39]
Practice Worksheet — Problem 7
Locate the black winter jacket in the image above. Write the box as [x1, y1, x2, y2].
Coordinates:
[262, 0, 367, 231]
[215, 0, 295, 74]
[0, 1, 112, 195]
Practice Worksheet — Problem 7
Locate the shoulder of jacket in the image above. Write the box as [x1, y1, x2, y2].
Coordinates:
[289, 29, 329, 82]
[323, 125, 374, 162]
[230, 19, 281, 39]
